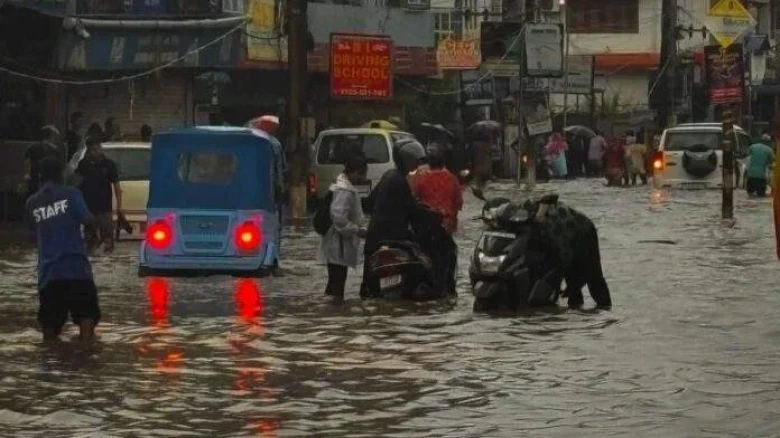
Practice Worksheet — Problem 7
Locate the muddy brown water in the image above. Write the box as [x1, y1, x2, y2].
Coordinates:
[1, 179, 779, 437]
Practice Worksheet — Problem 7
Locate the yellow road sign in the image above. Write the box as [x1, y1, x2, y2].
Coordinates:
[709, 0, 751, 19]
[704, 9, 756, 48]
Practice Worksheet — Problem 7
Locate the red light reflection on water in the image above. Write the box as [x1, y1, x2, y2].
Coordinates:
[146, 277, 170, 326]
[249, 418, 280, 437]
[234, 279, 264, 324]
[136, 277, 183, 376]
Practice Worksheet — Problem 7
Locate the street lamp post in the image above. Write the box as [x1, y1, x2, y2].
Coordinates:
[560, 0, 569, 130]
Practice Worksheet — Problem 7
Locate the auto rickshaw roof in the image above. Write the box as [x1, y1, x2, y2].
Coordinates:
[153, 126, 273, 145]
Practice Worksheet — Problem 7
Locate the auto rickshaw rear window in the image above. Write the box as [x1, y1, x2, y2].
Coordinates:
[317, 134, 389, 164]
[177, 151, 237, 185]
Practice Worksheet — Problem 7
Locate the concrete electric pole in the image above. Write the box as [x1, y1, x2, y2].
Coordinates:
[659, 0, 678, 129]
[286, 0, 309, 222]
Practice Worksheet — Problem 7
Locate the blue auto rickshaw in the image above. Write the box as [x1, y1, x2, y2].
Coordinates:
[138, 126, 281, 277]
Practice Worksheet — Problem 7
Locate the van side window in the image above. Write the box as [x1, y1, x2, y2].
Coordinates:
[177, 152, 237, 185]
[317, 134, 390, 164]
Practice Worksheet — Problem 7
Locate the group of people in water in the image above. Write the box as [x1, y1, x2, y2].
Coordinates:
[541, 129, 649, 187]
[318, 140, 462, 304]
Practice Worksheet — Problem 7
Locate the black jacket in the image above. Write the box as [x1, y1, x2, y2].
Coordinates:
[364, 169, 422, 251]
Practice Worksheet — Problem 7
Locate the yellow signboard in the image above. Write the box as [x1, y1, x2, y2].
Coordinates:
[436, 38, 481, 70]
[709, 0, 751, 18]
[704, 0, 756, 48]
[247, 0, 287, 62]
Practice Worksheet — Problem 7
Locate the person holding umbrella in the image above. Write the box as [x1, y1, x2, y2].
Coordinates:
[248, 115, 287, 204]
[466, 120, 501, 191]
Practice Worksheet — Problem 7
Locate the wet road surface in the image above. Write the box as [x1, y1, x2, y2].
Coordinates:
[2, 179, 780, 437]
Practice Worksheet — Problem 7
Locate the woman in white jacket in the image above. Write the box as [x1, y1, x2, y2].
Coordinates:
[318, 155, 368, 303]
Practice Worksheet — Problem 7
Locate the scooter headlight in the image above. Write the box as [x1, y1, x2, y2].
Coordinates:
[478, 252, 506, 274]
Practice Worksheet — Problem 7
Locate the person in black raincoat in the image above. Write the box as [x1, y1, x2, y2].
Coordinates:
[360, 139, 428, 298]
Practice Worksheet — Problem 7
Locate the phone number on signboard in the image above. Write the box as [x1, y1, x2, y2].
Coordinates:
[334, 89, 389, 97]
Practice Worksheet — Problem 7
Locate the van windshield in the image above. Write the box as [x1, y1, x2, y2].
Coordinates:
[664, 132, 721, 151]
[103, 148, 151, 181]
[317, 133, 389, 164]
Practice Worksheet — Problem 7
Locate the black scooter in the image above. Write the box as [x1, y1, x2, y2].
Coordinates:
[469, 193, 562, 312]
[365, 207, 453, 301]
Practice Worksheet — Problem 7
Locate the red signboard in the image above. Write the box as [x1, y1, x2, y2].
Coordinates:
[330, 34, 393, 100]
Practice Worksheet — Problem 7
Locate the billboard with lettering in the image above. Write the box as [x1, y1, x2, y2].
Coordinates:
[330, 34, 393, 100]
[436, 37, 480, 70]
[56, 30, 240, 70]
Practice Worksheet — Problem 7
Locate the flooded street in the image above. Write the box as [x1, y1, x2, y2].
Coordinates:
[2, 179, 780, 437]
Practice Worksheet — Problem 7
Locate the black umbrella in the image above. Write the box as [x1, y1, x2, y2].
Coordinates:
[420, 122, 456, 140]
[564, 125, 596, 139]
[466, 120, 502, 141]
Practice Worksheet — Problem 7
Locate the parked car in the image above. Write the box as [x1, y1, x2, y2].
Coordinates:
[652, 123, 749, 190]
[68, 142, 151, 240]
[309, 128, 416, 204]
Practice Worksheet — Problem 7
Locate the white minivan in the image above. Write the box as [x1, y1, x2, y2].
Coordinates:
[68, 142, 151, 239]
[309, 128, 416, 202]
[653, 123, 750, 190]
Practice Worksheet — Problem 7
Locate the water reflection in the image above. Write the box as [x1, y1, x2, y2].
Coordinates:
[136, 277, 184, 376]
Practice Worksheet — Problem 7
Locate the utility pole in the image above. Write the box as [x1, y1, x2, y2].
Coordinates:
[517, 4, 531, 188]
[561, 0, 569, 129]
[722, 107, 734, 220]
[286, 0, 308, 221]
[659, 0, 677, 129]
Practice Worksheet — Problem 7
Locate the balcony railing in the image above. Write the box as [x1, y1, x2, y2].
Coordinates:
[75, 0, 223, 17]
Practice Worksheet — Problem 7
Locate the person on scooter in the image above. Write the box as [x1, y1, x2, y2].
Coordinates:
[360, 139, 427, 298]
[410, 144, 463, 295]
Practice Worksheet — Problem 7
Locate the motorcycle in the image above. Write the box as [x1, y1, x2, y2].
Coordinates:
[365, 207, 453, 301]
[469, 192, 562, 312]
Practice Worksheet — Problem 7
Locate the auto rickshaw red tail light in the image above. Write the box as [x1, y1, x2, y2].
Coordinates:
[236, 221, 262, 251]
[146, 220, 173, 249]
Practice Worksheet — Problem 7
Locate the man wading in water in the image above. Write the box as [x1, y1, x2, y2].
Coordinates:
[26, 157, 101, 342]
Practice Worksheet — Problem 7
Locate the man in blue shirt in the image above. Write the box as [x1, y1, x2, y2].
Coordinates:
[746, 134, 775, 198]
[25, 156, 100, 342]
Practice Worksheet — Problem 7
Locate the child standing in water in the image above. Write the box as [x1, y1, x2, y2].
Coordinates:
[26, 156, 100, 342]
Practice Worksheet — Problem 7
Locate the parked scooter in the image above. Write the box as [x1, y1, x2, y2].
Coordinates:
[365, 207, 453, 301]
[469, 192, 562, 312]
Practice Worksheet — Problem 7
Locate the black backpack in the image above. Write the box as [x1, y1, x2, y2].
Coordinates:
[313, 191, 334, 235]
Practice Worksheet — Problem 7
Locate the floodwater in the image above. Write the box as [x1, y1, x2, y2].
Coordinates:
[2, 179, 780, 437]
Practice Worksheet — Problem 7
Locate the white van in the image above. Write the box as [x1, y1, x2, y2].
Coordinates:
[69, 142, 151, 239]
[309, 128, 416, 201]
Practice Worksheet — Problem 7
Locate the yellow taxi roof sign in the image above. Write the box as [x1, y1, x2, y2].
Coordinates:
[709, 0, 751, 18]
